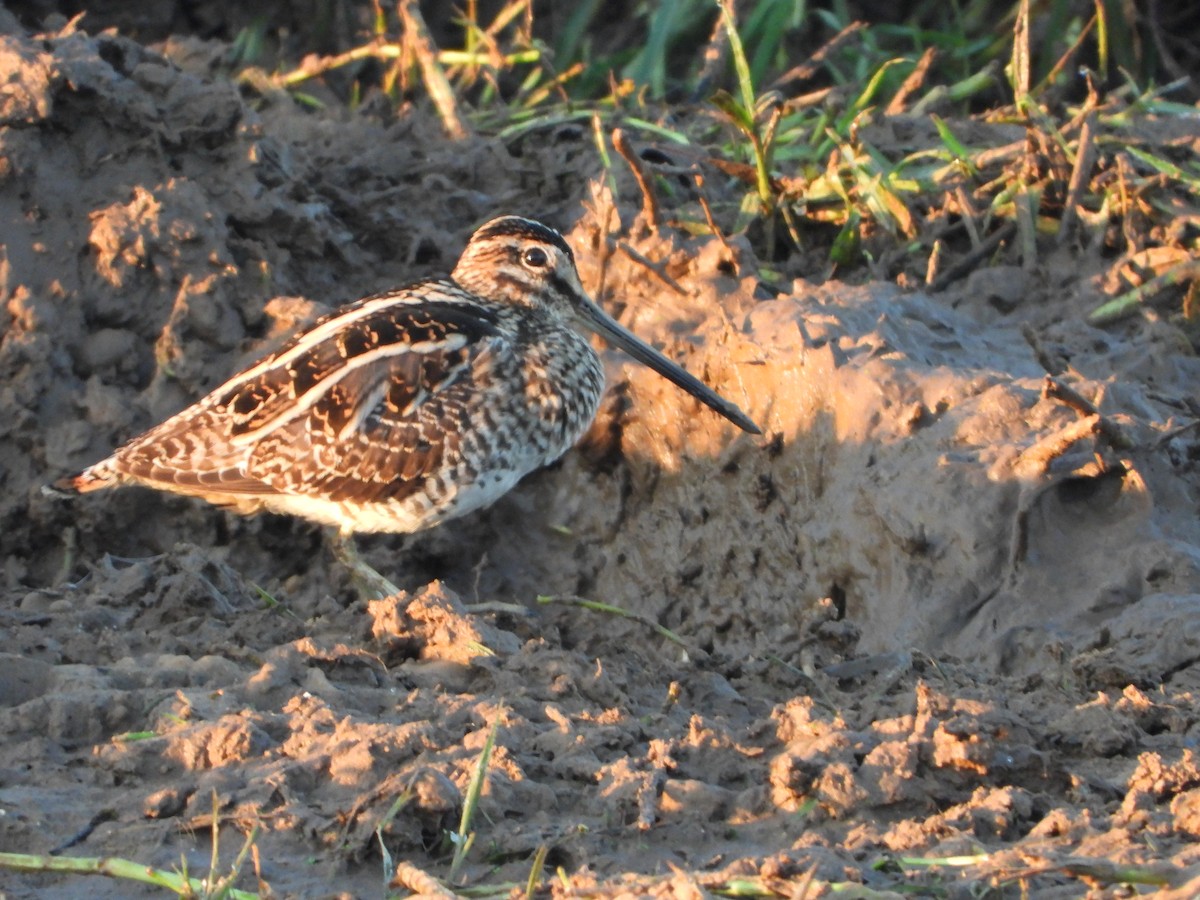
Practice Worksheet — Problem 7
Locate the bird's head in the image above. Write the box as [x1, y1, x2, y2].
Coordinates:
[452, 216, 585, 313]
[452, 216, 761, 435]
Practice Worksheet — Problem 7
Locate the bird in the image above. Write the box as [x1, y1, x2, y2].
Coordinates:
[55, 216, 760, 596]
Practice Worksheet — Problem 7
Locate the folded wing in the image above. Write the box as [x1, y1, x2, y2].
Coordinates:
[95, 283, 506, 507]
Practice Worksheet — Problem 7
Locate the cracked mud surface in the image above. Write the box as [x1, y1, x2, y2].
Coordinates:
[4, 15, 1200, 898]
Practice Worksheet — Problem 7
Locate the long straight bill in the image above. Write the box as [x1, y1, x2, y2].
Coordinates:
[577, 298, 761, 435]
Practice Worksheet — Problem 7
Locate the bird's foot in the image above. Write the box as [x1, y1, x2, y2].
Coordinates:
[330, 533, 401, 599]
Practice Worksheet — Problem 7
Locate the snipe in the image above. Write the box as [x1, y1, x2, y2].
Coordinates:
[57, 216, 759, 595]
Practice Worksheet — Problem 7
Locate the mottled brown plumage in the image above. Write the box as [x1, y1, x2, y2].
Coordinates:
[59, 217, 759, 544]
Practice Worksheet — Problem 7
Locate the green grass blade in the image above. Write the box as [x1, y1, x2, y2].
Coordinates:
[1094, 0, 1110, 80]
[1125, 146, 1200, 192]
[718, 0, 757, 117]
[524, 844, 549, 899]
[621, 116, 691, 144]
[537, 595, 691, 649]
[743, 0, 803, 90]
[623, 0, 692, 96]
[449, 709, 502, 881]
[930, 114, 979, 176]
[374, 792, 412, 887]
[711, 89, 756, 137]
[848, 57, 907, 115]
[554, 0, 603, 67]
[1088, 259, 1200, 325]
[0, 851, 260, 899]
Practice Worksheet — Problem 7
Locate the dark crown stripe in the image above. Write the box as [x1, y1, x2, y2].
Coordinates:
[472, 216, 574, 260]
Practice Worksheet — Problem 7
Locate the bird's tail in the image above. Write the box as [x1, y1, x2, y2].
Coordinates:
[47, 458, 121, 496]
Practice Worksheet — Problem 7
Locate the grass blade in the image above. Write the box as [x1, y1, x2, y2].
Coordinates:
[449, 708, 502, 882]
[0, 851, 260, 899]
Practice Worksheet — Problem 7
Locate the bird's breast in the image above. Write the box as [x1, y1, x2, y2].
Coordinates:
[464, 320, 605, 475]
[521, 326, 605, 448]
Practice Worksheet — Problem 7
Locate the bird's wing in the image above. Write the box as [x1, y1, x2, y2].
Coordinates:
[106, 282, 507, 502]
[245, 319, 504, 504]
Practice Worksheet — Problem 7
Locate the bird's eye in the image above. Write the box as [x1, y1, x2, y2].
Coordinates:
[522, 247, 549, 268]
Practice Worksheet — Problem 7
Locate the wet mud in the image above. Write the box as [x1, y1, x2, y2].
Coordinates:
[3, 16, 1200, 898]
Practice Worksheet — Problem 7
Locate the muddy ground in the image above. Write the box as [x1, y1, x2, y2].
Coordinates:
[3, 12, 1200, 899]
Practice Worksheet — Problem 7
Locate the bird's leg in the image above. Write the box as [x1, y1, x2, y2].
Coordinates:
[329, 531, 401, 599]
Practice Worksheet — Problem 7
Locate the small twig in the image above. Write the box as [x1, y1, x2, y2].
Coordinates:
[692, 171, 734, 257]
[611, 238, 689, 296]
[1005, 379, 1133, 606]
[1002, 376, 1134, 586]
[706, 154, 782, 193]
[612, 128, 660, 232]
[1058, 109, 1097, 244]
[1042, 376, 1132, 449]
[1041, 375, 1099, 418]
[886, 46, 936, 115]
[929, 221, 1016, 291]
[1013, 415, 1100, 478]
[1006, 419, 1120, 580]
[522, 60, 584, 107]
[271, 42, 398, 88]
[954, 186, 982, 248]
[780, 85, 839, 113]
[768, 21, 866, 91]
[390, 860, 458, 898]
[398, 0, 470, 140]
[973, 140, 1025, 170]
[1033, 10, 1099, 98]
[588, 180, 618, 303]
[537, 594, 704, 661]
[924, 238, 943, 286]
[192, 570, 237, 615]
[1152, 418, 1200, 449]
[1020, 323, 1063, 375]
[464, 600, 530, 616]
[690, 10, 729, 101]
[1011, 0, 1031, 101]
